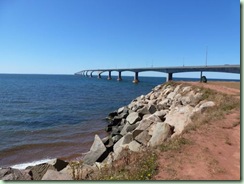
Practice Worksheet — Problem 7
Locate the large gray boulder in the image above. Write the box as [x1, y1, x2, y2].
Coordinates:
[0, 167, 31, 180]
[154, 110, 167, 121]
[157, 99, 170, 110]
[135, 119, 154, 131]
[180, 96, 192, 106]
[28, 163, 56, 180]
[145, 114, 162, 123]
[137, 105, 150, 116]
[167, 91, 176, 100]
[126, 112, 141, 125]
[194, 101, 215, 113]
[113, 132, 133, 151]
[127, 141, 142, 152]
[148, 123, 173, 147]
[83, 135, 107, 165]
[118, 106, 128, 114]
[134, 130, 151, 146]
[41, 170, 72, 180]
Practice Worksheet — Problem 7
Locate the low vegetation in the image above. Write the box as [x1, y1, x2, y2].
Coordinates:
[97, 149, 157, 180]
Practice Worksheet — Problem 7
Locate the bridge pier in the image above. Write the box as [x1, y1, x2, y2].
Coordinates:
[98, 73, 101, 79]
[167, 73, 173, 82]
[90, 72, 93, 78]
[107, 71, 112, 80]
[86, 71, 89, 77]
[117, 71, 122, 81]
[133, 72, 139, 83]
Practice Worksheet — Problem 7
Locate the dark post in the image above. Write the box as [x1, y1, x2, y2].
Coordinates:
[167, 73, 173, 81]
[117, 71, 122, 81]
[107, 71, 112, 80]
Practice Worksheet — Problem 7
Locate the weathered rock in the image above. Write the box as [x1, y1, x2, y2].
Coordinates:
[0, 167, 31, 180]
[113, 133, 133, 151]
[59, 165, 73, 177]
[154, 92, 160, 98]
[173, 84, 182, 93]
[182, 86, 192, 93]
[164, 105, 193, 135]
[106, 111, 118, 121]
[113, 146, 130, 161]
[178, 105, 194, 114]
[118, 106, 126, 114]
[118, 112, 128, 119]
[120, 122, 130, 135]
[132, 129, 143, 138]
[145, 114, 162, 123]
[135, 119, 154, 131]
[157, 98, 170, 110]
[111, 126, 120, 136]
[128, 102, 136, 110]
[154, 110, 167, 121]
[148, 123, 157, 136]
[143, 114, 151, 119]
[149, 123, 173, 147]
[193, 92, 203, 104]
[180, 96, 192, 106]
[163, 87, 173, 96]
[127, 141, 142, 152]
[195, 101, 215, 113]
[137, 105, 150, 116]
[48, 158, 69, 171]
[134, 130, 151, 146]
[167, 91, 176, 100]
[126, 112, 141, 125]
[28, 163, 56, 180]
[112, 134, 123, 143]
[149, 93, 156, 100]
[148, 104, 157, 114]
[41, 169, 72, 180]
[80, 164, 99, 180]
[153, 84, 162, 91]
[120, 118, 126, 126]
[83, 135, 107, 165]
[103, 137, 114, 148]
[126, 122, 139, 133]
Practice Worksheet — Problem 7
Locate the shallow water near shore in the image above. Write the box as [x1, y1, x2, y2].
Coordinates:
[0, 74, 239, 168]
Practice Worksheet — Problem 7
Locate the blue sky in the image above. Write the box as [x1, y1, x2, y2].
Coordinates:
[0, 0, 240, 79]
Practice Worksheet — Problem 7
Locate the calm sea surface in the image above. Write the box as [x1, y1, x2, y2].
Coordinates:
[0, 74, 239, 168]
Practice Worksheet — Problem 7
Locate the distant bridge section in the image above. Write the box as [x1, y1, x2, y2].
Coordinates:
[75, 64, 240, 83]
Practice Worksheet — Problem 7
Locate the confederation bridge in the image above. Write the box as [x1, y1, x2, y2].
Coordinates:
[75, 64, 240, 83]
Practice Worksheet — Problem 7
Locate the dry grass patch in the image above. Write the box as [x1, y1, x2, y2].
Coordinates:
[96, 149, 158, 180]
[208, 81, 240, 90]
[160, 136, 192, 152]
[184, 86, 239, 134]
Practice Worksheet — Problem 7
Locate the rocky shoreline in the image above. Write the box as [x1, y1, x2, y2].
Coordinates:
[0, 82, 216, 180]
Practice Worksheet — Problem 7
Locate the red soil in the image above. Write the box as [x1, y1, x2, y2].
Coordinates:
[153, 82, 240, 180]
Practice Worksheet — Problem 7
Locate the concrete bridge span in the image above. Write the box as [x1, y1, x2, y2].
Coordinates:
[75, 64, 240, 83]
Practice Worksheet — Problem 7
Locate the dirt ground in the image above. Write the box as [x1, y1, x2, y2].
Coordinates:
[153, 82, 240, 180]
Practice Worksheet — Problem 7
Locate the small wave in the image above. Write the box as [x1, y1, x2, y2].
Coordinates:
[11, 158, 54, 170]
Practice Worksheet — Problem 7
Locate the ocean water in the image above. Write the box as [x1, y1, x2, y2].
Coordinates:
[0, 74, 239, 168]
